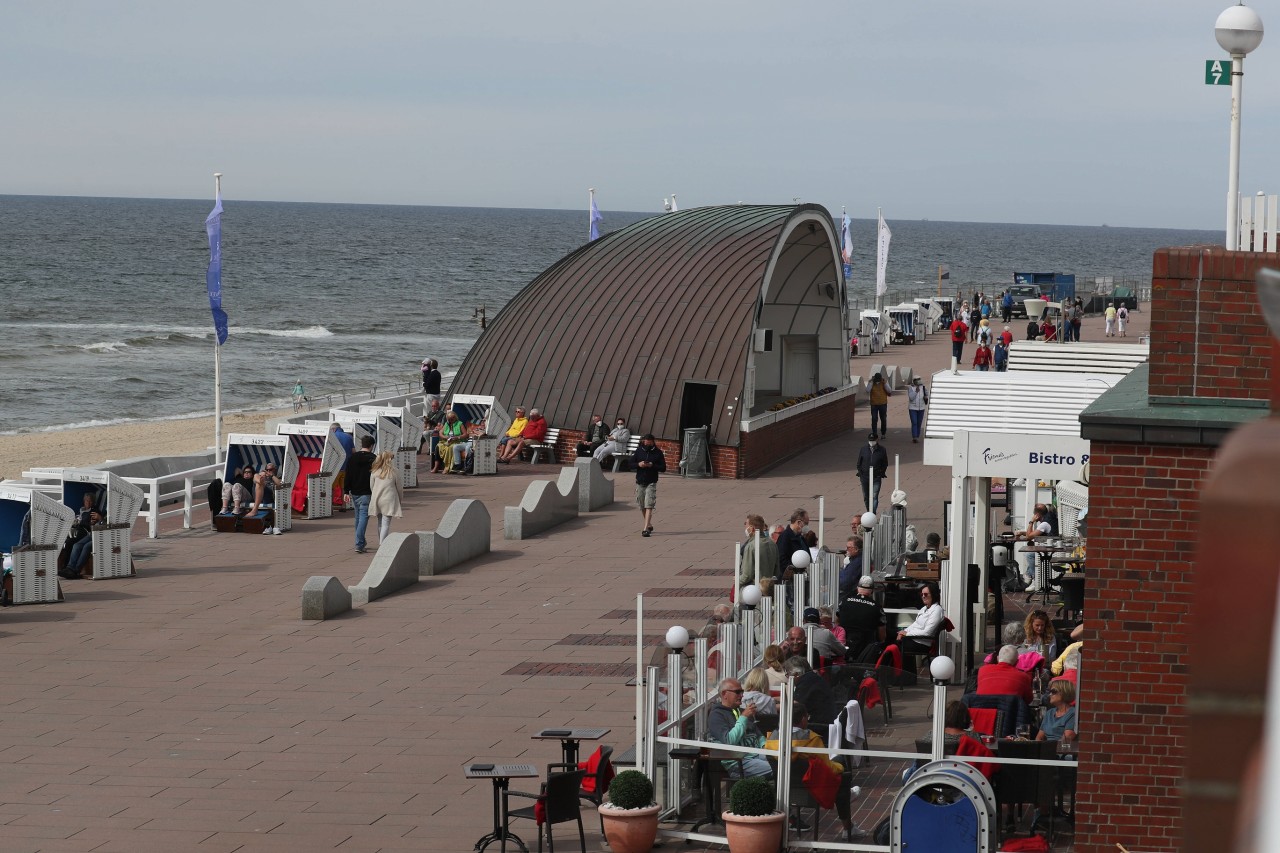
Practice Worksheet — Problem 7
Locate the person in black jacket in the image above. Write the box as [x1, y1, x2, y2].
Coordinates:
[633, 434, 666, 537]
[856, 434, 889, 513]
[344, 435, 377, 553]
[775, 508, 810, 582]
[576, 414, 610, 457]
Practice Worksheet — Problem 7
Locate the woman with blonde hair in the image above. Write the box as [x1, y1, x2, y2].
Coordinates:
[762, 644, 787, 690]
[369, 451, 403, 545]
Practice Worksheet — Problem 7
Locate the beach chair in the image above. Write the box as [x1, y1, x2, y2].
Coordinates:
[277, 422, 347, 519]
[360, 404, 421, 488]
[217, 434, 299, 533]
[0, 486, 74, 604]
[60, 469, 143, 579]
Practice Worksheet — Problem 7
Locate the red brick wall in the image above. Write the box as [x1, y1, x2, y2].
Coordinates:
[738, 394, 856, 478]
[1075, 441, 1217, 853]
[559, 430, 739, 478]
[1149, 247, 1275, 400]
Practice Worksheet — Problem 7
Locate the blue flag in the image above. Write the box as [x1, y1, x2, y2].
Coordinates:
[589, 194, 603, 241]
[205, 190, 228, 345]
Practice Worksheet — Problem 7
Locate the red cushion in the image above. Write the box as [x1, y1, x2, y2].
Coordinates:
[968, 707, 998, 736]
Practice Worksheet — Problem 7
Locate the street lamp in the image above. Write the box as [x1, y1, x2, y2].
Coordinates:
[739, 584, 762, 668]
[929, 655, 956, 761]
[1216, 3, 1265, 249]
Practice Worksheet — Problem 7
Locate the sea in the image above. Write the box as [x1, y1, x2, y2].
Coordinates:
[0, 195, 1220, 435]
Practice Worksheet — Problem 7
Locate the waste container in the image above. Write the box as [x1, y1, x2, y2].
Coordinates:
[681, 427, 710, 479]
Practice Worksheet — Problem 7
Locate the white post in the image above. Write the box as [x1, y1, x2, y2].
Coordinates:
[895, 454, 900, 493]
[868, 468, 874, 516]
[734, 543, 742, 591]
[742, 607, 756, 674]
[183, 476, 194, 530]
[754, 532, 761, 588]
[212, 172, 224, 466]
[761, 594, 774, 648]
[1226, 54, 1244, 249]
[635, 593, 644, 776]
[666, 649, 683, 810]
[148, 481, 160, 539]
[931, 675, 949, 762]
[818, 495, 825, 550]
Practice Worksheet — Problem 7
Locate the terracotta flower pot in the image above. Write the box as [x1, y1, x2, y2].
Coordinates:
[721, 811, 785, 853]
[598, 803, 660, 853]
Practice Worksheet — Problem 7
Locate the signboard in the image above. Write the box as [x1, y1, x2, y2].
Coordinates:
[954, 429, 1090, 481]
[1206, 59, 1231, 85]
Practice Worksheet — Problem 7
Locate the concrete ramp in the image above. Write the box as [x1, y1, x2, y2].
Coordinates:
[504, 467, 579, 540]
[348, 532, 420, 605]
[574, 458, 614, 512]
[418, 499, 491, 576]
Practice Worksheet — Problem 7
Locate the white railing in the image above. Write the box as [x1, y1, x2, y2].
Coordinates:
[124, 462, 223, 538]
[1237, 193, 1279, 252]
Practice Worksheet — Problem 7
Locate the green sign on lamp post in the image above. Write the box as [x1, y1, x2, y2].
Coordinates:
[1206, 59, 1232, 85]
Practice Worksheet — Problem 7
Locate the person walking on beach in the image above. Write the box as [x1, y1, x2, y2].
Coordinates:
[292, 379, 306, 413]
[866, 373, 890, 439]
[906, 377, 929, 444]
[856, 433, 888, 514]
[368, 450, 403, 547]
[344, 435, 376, 554]
[633, 434, 665, 537]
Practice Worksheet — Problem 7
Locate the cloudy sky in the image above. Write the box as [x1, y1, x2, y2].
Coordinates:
[4, 1, 1276, 228]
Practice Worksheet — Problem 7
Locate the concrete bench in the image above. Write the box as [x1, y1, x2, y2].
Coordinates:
[525, 427, 561, 464]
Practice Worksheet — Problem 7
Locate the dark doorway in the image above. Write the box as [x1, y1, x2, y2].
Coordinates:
[680, 382, 717, 433]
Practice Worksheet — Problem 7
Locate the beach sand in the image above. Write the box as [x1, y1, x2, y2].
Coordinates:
[0, 409, 292, 481]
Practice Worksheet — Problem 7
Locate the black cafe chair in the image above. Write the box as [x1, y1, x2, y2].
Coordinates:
[502, 768, 587, 853]
[995, 739, 1058, 843]
[550, 744, 613, 837]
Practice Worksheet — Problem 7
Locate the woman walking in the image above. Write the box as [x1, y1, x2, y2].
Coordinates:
[369, 450, 404, 547]
[906, 377, 929, 444]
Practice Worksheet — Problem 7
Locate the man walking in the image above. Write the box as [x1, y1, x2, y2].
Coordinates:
[633, 434, 665, 536]
[856, 433, 889, 514]
[344, 435, 377, 553]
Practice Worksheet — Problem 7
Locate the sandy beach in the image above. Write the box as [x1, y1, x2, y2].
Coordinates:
[0, 409, 293, 482]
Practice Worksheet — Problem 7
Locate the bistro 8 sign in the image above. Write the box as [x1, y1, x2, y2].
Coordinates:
[958, 430, 1091, 480]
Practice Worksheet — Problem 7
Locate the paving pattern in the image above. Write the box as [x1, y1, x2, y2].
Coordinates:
[0, 309, 1148, 850]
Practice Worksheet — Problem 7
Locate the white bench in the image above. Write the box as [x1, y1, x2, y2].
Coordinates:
[525, 427, 561, 464]
[611, 435, 642, 473]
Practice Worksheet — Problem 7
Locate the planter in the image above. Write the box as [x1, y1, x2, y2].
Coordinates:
[721, 811, 785, 853]
[598, 803, 660, 853]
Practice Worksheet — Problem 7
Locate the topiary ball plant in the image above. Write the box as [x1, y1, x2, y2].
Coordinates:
[606, 769, 655, 810]
[727, 776, 777, 816]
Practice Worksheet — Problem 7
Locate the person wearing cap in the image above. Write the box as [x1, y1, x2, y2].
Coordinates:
[802, 607, 847, 663]
[838, 575, 885, 660]
[633, 433, 665, 536]
[856, 434, 889, 514]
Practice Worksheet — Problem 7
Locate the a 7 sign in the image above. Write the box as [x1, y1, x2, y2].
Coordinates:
[1206, 59, 1232, 85]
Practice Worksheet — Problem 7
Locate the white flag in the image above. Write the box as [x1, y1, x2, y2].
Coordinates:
[875, 210, 892, 297]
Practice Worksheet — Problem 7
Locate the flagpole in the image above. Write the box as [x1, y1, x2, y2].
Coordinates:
[937, 265, 942, 299]
[875, 207, 883, 313]
[213, 172, 223, 467]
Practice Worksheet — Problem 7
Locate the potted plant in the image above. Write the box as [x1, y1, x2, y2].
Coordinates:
[598, 769, 660, 853]
[722, 776, 784, 853]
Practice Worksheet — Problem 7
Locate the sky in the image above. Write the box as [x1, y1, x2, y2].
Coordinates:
[3, 1, 1278, 229]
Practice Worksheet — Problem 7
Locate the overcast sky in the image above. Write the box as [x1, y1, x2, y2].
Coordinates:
[4, 1, 1276, 229]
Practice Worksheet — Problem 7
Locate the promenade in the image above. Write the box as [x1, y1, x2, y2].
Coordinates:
[0, 309, 1148, 851]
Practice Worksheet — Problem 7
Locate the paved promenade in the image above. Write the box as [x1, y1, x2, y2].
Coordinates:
[0, 308, 1148, 851]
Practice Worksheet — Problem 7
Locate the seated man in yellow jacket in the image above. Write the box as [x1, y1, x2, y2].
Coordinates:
[497, 407, 528, 458]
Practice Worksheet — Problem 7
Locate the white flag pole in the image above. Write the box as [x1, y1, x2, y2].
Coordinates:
[213, 172, 223, 467]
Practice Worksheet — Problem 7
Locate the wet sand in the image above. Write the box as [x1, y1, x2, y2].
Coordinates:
[0, 409, 292, 481]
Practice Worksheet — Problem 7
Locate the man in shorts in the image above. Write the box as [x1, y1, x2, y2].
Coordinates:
[633, 433, 666, 537]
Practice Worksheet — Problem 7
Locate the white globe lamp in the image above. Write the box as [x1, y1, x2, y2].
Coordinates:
[930, 655, 956, 685]
[860, 512, 877, 531]
[790, 549, 811, 571]
[740, 584, 762, 608]
[1216, 4, 1264, 55]
[665, 625, 690, 650]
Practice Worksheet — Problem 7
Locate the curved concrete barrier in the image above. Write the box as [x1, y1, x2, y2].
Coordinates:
[302, 575, 353, 620]
[574, 458, 614, 512]
[348, 532, 420, 605]
[504, 467, 579, 540]
[418, 499, 491, 576]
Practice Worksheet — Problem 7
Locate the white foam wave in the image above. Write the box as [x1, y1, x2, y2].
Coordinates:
[7, 322, 334, 339]
[80, 341, 131, 353]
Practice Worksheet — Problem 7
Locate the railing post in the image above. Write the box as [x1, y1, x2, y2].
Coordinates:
[148, 480, 160, 539]
[693, 636, 709, 741]
[644, 665, 659, 783]
[185, 476, 198, 530]
[665, 650, 683, 813]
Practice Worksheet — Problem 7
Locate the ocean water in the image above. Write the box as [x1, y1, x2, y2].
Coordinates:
[0, 196, 1219, 434]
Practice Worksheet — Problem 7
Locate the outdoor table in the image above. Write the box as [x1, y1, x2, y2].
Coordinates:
[1021, 543, 1076, 605]
[465, 763, 538, 852]
[532, 727, 610, 767]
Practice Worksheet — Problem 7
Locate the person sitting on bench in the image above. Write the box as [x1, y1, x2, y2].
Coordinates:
[221, 466, 256, 514]
[64, 494, 103, 579]
[592, 417, 631, 464]
[497, 407, 547, 463]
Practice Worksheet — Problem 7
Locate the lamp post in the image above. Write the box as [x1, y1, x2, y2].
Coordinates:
[1216, 3, 1264, 250]
[740, 584, 762, 672]
[860, 511, 878, 577]
[929, 655, 956, 762]
[790, 550, 811, 636]
[664, 625, 690, 810]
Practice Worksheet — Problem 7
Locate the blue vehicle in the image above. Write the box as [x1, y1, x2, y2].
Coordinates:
[1013, 272, 1076, 304]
